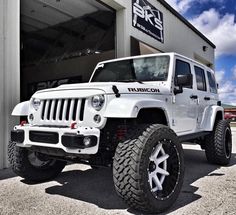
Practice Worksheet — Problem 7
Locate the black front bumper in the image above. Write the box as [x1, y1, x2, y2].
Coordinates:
[29, 131, 59, 144]
[11, 130, 24, 143]
[61, 133, 97, 149]
[11, 130, 97, 149]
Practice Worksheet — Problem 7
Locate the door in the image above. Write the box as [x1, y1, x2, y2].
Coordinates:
[172, 59, 198, 134]
[193, 65, 208, 130]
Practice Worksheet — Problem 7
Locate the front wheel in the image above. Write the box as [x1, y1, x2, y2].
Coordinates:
[8, 141, 67, 182]
[113, 124, 184, 213]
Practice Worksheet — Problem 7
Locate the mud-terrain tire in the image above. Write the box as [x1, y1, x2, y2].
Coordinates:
[205, 120, 232, 165]
[113, 124, 184, 213]
[8, 141, 67, 182]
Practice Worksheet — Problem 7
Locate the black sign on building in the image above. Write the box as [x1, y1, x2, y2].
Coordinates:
[132, 0, 164, 43]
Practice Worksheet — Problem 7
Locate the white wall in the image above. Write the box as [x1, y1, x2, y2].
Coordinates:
[102, 0, 215, 66]
[0, 0, 20, 169]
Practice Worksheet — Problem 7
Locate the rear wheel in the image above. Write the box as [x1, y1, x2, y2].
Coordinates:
[8, 141, 67, 182]
[113, 124, 184, 213]
[205, 120, 232, 165]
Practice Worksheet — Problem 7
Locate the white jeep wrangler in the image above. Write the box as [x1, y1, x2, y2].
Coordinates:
[9, 53, 232, 213]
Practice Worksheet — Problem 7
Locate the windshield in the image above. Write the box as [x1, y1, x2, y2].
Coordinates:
[91, 56, 170, 82]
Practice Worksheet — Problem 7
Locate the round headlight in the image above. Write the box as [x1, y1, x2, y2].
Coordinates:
[32, 98, 41, 111]
[91, 95, 105, 111]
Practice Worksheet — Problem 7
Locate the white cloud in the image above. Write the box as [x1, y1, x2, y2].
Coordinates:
[189, 8, 236, 57]
[164, 0, 224, 14]
[218, 84, 236, 105]
[215, 70, 225, 83]
[164, 1, 236, 57]
[163, 1, 236, 104]
[219, 89, 236, 106]
[165, 0, 194, 14]
[215, 69, 236, 105]
[232, 65, 236, 80]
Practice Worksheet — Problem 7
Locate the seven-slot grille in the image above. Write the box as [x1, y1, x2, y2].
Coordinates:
[41, 98, 86, 122]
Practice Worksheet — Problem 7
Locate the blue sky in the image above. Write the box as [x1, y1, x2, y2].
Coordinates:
[165, 0, 236, 105]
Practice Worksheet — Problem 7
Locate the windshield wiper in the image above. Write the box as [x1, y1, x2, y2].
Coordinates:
[117, 79, 143, 84]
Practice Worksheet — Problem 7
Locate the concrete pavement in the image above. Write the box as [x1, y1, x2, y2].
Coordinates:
[0, 128, 235, 215]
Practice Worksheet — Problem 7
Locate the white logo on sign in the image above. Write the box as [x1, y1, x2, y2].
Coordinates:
[133, 0, 163, 41]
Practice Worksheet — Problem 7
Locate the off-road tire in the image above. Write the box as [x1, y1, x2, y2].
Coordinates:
[8, 141, 67, 182]
[113, 124, 184, 213]
[205, 120, 232, 165]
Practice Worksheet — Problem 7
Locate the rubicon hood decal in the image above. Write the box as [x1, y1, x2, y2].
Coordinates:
[128, 88, 160, 93]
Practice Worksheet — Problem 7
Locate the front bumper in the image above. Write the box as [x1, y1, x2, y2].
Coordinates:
[11, 124, 100, 155]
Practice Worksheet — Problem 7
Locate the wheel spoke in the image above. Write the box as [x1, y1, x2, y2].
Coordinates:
[156, 154, 169, 164]
[155, 167, 169, 176]
[151, 186, 159, 193]
[151, 143, 162, 159]
[148, 172, 153, 189]
[148, 139, 172, 194]
[153, 175, 163, 190]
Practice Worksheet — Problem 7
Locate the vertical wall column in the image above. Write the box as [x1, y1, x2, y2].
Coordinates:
[101, 0, 131, 58]
[0, 0, 5, 169]
[116, 8, 131, 57]
[0, 0, 20, 169]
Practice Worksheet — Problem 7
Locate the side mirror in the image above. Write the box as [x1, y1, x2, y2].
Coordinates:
[174, 74, 192, 95]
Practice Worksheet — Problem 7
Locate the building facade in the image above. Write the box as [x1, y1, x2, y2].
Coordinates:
[0, 0, 215, 169]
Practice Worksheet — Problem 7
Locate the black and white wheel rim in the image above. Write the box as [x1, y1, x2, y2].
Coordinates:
[148, 142, 169, 192]
[148, 139, 181, 199]
[28, 151, 55, 168]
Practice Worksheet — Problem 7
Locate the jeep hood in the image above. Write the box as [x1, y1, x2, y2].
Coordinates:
[33, 82, 170, 98]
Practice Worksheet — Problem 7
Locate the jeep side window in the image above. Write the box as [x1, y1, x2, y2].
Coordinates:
[194, 66, 207, 91]
[207, 71, 217, 94]
[175, 59, 192, 88]
[134, 56, 170, 81]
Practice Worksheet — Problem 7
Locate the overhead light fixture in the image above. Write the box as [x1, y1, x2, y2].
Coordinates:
[203, 46, 208, 52]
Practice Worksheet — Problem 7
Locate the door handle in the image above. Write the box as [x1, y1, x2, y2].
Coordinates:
[204, 97, 211, 101]
[190, 95, 198, 99]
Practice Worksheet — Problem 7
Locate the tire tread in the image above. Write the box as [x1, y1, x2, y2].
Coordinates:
[113, 124, 183, 213]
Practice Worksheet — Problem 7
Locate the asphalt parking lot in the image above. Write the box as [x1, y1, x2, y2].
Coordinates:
[0, 128, 235, 215]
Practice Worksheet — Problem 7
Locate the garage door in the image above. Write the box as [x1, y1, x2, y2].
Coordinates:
[20, 0, 115, 101]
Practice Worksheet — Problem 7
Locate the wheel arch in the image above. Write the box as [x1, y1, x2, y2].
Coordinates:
[136, 108, 169, 126]
[201, 105, 224, 131]
[12, 101, 29, 116]
[104, 98, 169, 120]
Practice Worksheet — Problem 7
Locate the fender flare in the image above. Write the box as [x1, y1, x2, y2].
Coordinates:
[104, 98, 168, 119]
[201, 105, 224, 131]
[12, 101, 30, 116]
